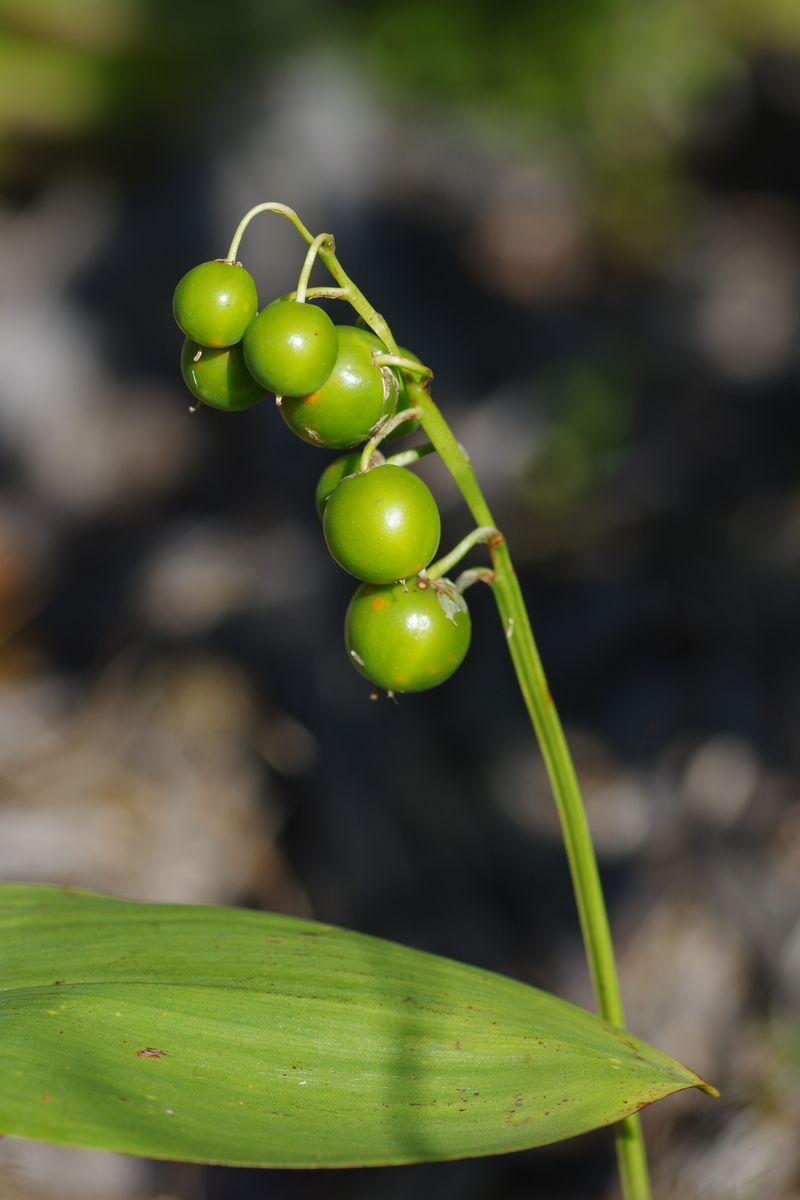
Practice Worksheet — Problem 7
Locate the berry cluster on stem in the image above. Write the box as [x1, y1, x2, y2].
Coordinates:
[172, 203, 653, 1200]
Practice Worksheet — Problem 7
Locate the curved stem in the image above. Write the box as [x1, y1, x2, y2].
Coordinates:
[297, 286, 348, 302]
[455, 566, 495, 592]
[373, 353, 434, 385]
[225, 202, 316, 263]
[359, 408, 422, 472]
[385, 441, 437, 468]
[426, 526, 498, 582]
[223, 201, 399, 351]
[296, 233, 334, 303]
[269, 287, 348, 304]
[225, 203, 651, 1199]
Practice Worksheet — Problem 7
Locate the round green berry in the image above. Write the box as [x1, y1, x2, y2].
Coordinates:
[323, 463, 440, 583]
[243, 300, 338, 396]
[314, 451, 365, 519]
[385, 346, 423, 441]
[279, 326, 399, 449]
[173, 260, 258, 348]
[180, 338, 264, 412]
[345, 575, 471, 693]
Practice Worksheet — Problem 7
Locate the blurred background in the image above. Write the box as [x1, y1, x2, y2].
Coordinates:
[0, 1, 799, 1197]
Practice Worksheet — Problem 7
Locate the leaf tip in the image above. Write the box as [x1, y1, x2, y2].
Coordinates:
[697, 1079, 720, 1100]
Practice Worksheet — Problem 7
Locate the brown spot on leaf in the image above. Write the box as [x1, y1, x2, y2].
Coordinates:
[136, 1048, 166, 1059]
[41, 1093, 51, 1104]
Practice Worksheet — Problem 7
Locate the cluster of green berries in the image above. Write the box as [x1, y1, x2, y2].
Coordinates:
[173, 258, 471, 694]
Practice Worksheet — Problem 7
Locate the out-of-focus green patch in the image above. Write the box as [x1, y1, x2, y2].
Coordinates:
[3, 0, 800, 256]
[522, 355, 635, 514]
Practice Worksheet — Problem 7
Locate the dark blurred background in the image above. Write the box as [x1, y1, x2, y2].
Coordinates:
[0, 2, 799, 1198]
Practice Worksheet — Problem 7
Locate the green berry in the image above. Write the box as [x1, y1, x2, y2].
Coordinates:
[243, 300, 338, 396]
[314, 451, 364, 519]
[345, 575, 471, 692]
[280, 326, 399, 449]
[180, 338, 264, 412]
[173, 260, 258, 348]
[323, 464, 440, 583]
[385, 346, 423, 441]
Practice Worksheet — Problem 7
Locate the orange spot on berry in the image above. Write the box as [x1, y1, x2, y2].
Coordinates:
[370, 596, 388, 610]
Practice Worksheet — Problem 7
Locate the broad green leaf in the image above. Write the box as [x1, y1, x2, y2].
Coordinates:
[0, 885, 714, 1167]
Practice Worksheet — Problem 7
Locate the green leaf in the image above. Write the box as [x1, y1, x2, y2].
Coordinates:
[0, 884, 714, 1167]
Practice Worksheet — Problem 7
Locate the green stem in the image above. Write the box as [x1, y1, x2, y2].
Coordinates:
[426, 526, 498, 582]
[410, 389, 651, 1200]
[385, 441, 437, 468]
[455, 566, 496, 593]
[225, 202, 317, 263]
[296, 286, 348, 302]
[225, 202, 651, 1200]
[296, 233, 334, 303]
[373, 352, 434, 385]
[360, 408, 423, 472]
[224, 202, 398, 352]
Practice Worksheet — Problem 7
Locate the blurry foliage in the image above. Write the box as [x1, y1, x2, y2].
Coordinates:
[353, 0, 797, 259]
[3, 0, 800, 255]
[522, 357, 635, 514]
[0, 0, 273, 185]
